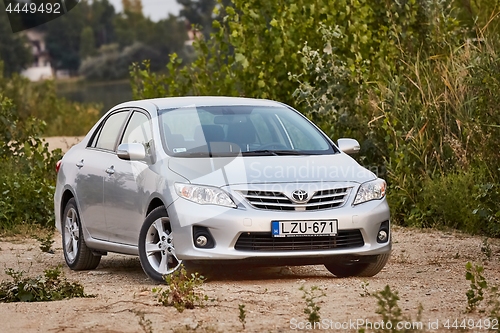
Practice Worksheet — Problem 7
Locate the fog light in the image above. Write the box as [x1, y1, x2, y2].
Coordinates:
[377, 230, 388, 243]
[193, 226, 215, 248]
[196, 235, 208, 247]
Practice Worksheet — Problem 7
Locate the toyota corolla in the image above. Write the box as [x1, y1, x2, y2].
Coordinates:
[54, 96, 391, 281]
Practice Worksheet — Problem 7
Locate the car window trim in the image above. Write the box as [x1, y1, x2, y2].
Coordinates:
[87, 108, 131, 153]
[118, 109, 152, 146]
[118, 108, 155, 164]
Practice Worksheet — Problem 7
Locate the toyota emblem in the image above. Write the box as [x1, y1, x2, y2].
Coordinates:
[291, 189, 309, 203]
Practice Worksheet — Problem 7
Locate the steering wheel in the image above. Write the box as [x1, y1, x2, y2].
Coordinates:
[257, 142, 290, 150]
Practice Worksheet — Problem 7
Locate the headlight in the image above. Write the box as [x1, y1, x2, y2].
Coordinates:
[353, 179, 386, 205]
[174, 183, 236, 208]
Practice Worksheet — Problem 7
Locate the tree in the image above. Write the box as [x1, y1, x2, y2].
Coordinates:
[177, 0, 216, 36]
[0, 9, 32, 76]
[44, 0, 116, 72]
[80, 26, 96, 59]
[131, 0, 425, 106]
[45, 4, 86, 72]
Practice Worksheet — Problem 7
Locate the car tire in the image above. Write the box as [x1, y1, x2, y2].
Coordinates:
[62, 198, 101, 270]
[324, 253, 390, 278]
[138, 206, 182, 282]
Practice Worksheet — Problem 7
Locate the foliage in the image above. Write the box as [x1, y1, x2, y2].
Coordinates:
[0, 4, 32, 76]
[372, 285, 423, 333]
[134, 310, 154, 333]
[465, 262, 500, 324]
[238, 304, 246, 329]
[481, 238, 493, 260]
[0, 66, 100, 136]
[0, 93, 62, 229]
[132, 0, 424, 103]
[465, 262, 488, 312]
[80, 26, 97, 60]
[299, 285, 325, 324]
[292, 1, 499, 235]
[360, 281, 370, 297]
[34, 229, 55, 253]
[474, 182, 500, 237]
[0, 64, 98, 230]
[152, 266, 208, 313]
[177, 0, 216, 37]
[0, 266, 91, 302]
[80, 42, 160, 80]
[81, 7, 187, 80]
[40, 0, 187, 77]
[128, 0, 500, 237]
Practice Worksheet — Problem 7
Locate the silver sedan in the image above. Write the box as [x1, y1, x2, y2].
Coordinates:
[54, 96, 391, 281]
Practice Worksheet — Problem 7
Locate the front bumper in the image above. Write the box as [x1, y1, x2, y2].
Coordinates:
[167, 193, 391, 262]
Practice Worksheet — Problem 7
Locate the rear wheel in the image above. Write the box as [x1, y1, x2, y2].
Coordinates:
[138, 206, 182, 282]
[62, 198, 101, 270]
[324, 253, 390, 277]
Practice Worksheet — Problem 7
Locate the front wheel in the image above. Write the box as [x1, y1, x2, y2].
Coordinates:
[62, 198, 101, 270]
[324, 253, 390, 278]
[138, 206, 182, 282]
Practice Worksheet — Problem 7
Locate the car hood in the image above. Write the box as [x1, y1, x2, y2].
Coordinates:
[168, 154, 376, 187]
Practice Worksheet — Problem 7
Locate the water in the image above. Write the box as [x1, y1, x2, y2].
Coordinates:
[56, 80, 133, 115]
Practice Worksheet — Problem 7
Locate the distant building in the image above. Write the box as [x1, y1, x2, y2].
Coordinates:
[21, 29, 54, 81]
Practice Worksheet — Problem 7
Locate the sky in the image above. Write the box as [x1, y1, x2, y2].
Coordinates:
[107, 0, 183, 21]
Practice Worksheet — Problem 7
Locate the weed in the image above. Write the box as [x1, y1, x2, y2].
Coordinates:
[0, 265, 92, 302]
[152, 265, 208, 313]
[134, 310, 153, 333]
[373, 285, 423, 332]
[172, 324, 220, 333]
[464, 262, 500, 325]
[481, 239, 492, 260]
[360, 281, 370, 297]
[238, 304, 246, 329]
[465, 262, 487, 312]
[34, 229, 55, 253]
[300, 285, 325, 324]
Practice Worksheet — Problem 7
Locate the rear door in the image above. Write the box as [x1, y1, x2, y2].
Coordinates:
[77, 110, 130, 240]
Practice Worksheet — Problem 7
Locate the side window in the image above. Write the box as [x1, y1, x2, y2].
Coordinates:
[121, 111, 152, 153]
[94, 111, 129, 151]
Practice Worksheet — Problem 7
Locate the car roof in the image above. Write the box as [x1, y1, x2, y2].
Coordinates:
[112, 96, 284, 111]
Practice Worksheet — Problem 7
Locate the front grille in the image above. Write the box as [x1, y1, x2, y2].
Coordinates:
[234, 230, 364, 252]
[241, 188, 351, 211]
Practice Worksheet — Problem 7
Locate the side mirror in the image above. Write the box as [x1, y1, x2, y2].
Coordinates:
[337, 138, 360, 154]
[117, 143, 146, 161]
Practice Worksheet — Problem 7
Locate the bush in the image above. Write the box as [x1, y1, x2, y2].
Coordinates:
[0, 266, 91, 302]
[0, 94, 62, 230]
[293, 3, 499, 235]
[129, 0, 500, 237]
[152, 265, 208, 313]
[415, 172, 483, 232]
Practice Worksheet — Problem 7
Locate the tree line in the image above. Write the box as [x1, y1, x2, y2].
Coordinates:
[0, 0, 219, 80]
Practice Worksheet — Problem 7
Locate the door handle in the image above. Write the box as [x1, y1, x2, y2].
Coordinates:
[105, 166, 115, 175]
[76, 160, 84, 168]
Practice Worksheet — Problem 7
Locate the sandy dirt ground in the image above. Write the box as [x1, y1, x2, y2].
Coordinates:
[1, 227, 499, 333]
[44, 136, 85, 153]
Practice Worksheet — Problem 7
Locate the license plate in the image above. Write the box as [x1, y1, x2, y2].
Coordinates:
[271, 220, 338, 237]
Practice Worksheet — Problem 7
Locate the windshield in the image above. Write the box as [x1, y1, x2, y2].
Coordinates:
[159, 105, 337, 157]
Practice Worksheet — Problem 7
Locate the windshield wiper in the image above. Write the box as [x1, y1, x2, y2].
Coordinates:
[173, 151, 211, 157]
[243, 150, 305, 156]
